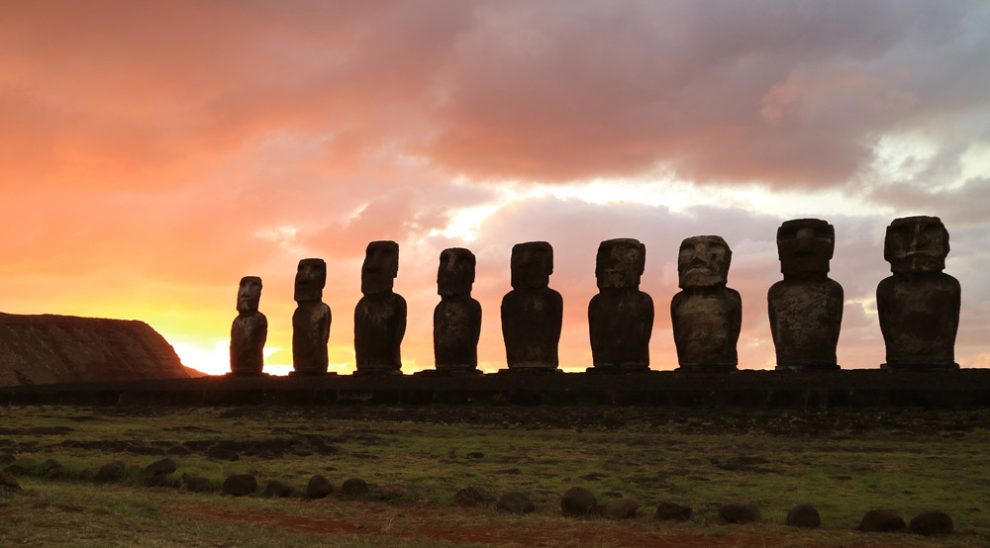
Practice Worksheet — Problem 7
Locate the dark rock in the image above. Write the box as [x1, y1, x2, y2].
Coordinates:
[355, 241, 405, 374]
[454, 486, 493, 507]
[341, 478, 369, 498]
[655, 501, 692, 521]
[561, 487, 597, 517]
[858, 509, 906, 532]
[769, 219, 843, 371]
[0, 470, 21, 491]
[230, 276, 267, 376]
[144, 458, 177, 487]
[466, 452, 484, 459]
[181, 474, 213, 493]
[878, 216, 960, 370]
[94, 461, 126, 483]
[292, 258, 332, 375]
[0, 454, 14, 465]
[0, 313, 189, 386]
[222, 474, 257, 496]
[589, 239, 653, 371]
[501, 242, 562, 372]
[3, 464, 28, 476]
[909, 511, 953, 536]
[434, 248, 482, 373]
[206, 446, 239, 461]
[602, 496, 638, 520]
[497, 491, 536, 514]
[38, 458, 64, 479]
[720, 503, 761, 524]
[785, 504, 821, 528]
[671, 236, 741, 371]
[144, 458, 176, 476]
[306, 475, 333, 499]
[263, 479, 295, 498]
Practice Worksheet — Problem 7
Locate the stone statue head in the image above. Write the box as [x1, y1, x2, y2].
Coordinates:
[438, 247, 476, 297]
[884, 216, 949, 274]
[510, 241, 553, 290]
[361, 240, 399, 295]
[596, 238, 645, 290]
[677, 235, 731, 289]
[294, 258, 326, 303]
[236, 276, 263, 314]
[777, 218, 834, 276]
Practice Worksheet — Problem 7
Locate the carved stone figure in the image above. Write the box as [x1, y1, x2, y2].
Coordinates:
[588, 238, 653, 371]
[768, 219, 843, 371]
[877, 216, 960, 370]
[292, 258, 331, 375]
[501, 241, 562, 371]
[434, 248, 482, 373]
[230, 276, 267, 376]
[670, 235, 741, 371]
[355, 241, 406, 374]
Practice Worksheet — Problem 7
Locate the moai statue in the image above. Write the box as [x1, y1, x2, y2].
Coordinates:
[354, 241, 406, 374]
[501, 241, 563, 372]
[768, 219, 843, 371]
[877, 216, 960, 370]
[229, 276, 267, 376]
[588, 238, 654, 371]
[670, 236, 741, 371]
[434, 248, 482, 373]
[291, 258, 331, 375]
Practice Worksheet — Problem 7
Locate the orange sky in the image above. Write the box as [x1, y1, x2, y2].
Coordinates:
[2, 1, 989, 375]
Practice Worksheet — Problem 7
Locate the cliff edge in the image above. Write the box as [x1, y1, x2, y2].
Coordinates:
[0, 313, 189, 387]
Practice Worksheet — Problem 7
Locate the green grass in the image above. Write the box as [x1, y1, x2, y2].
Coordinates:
[1, 405, 988, 546]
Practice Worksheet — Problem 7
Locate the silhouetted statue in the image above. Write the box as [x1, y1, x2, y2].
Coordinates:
[588, 238, 653, 371]
[501, 241, 562, 372]
[355, 241, 406, 374]
[292, 258, 331, 375]
[230, 276, 267, 376]
[434, 248, 482, 373]
[671, 236, 741, 371]
[768, 219, 843, 371]
[877, 216, 960, 370]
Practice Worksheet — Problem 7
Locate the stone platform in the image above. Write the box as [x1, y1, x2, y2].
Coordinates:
[3, 369, 990, 408]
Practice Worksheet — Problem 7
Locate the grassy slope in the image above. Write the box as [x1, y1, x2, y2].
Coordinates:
[1, 405, 988, 547]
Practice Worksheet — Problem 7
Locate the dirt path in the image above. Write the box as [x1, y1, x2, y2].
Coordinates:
[169, 501, 910, 548]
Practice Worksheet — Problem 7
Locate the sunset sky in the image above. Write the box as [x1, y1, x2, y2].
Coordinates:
[2, 1, 988, 375]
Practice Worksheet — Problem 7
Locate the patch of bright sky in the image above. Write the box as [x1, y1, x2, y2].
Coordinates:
[432, 175, 890, 241]
[871, 131, 939, 183]
[959, 141, 990, 184]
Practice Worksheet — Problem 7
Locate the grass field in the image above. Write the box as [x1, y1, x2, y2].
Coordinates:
[1, 405, 988, 546]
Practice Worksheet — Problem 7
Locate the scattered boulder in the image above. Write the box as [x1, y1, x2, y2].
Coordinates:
[263, 479, 295, 498]
[3, 464, 28, 476]
[720, 503, 762, 524]
[41, 459, 65, 479]
[206, 447, 239, 462]
[0, 454, 15, 465]
[858, 510, 906, 533]
[497, 491, 535, 514]
[144, 458, 177, 476]
[94, 461, 126, 483]
[603, 496, 638, 520]
[222, 474, 257, 497]
[454, 486, 494, 507]
[341, 478, 369, 498]
[785, 504, 821, 528]
[306, 475, 333, 499]
[655, 501, 692, 522]
[0, 470, 21, 492]
[561, 487, 597, 517]
[166, 445, 191, 456]
[182, 474, 213, 493]
[143, 458, 177, 486]
[909, 511, 953, 536]
[467, 452, 485, 459]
